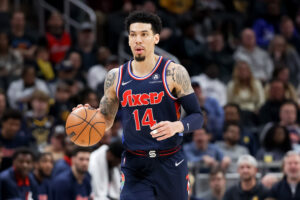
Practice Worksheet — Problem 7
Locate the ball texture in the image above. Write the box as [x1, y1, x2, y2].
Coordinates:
[65, 106, 106, 147]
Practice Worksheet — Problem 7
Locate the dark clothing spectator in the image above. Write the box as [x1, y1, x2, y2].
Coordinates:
[29, 173, 52, 200]
[269, 177, 300, 200]
[52, 156, 71, 177]
[223, 182, 269, 200]
[0, 167, 38, 200]
[258, 100, 283, 124]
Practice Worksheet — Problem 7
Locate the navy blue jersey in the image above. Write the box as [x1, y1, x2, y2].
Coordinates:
[51, 156, 71, 177]
[51, 169, 91, 200]
[0, 167, 38, 200]
[116, 56, 182, 150]
[29, 173, 52, 200]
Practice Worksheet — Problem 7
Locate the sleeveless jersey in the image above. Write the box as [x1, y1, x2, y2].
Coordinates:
[116, 56, 182, 151]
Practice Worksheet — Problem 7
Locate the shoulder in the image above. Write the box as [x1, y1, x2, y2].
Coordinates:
[0, 168, 11, 180]
[52, 170, 72, 184]
[104, 68, 120, 89]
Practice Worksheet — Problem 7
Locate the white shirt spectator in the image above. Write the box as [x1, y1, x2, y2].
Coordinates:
[87, 64, 107, 90]
[88, 145, 120, 200]
[192, 74, 227, 106]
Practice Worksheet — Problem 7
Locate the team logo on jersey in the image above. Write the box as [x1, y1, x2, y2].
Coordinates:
[120, 172, 125, 191]
[121, 89, 164, 107]
[152, 73, 160, 80]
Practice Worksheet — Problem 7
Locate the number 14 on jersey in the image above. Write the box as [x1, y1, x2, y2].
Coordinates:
[132, 108, 156, 130]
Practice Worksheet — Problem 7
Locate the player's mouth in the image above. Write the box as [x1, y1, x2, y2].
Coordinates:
[135, 47, 144, 54]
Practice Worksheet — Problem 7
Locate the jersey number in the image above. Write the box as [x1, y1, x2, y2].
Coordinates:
[132, 108, 156, 131]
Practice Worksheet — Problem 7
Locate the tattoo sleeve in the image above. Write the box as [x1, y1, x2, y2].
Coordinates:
[99, 69, 119, 129]
[173, 65, 194, 98]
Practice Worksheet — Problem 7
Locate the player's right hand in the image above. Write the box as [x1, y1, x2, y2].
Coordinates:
[72, 104, 90, 111]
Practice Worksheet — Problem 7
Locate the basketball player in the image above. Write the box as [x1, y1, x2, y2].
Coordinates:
[75, 11, 203, 200]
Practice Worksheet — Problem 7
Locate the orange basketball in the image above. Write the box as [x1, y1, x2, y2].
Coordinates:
[65, 106, 106, 147]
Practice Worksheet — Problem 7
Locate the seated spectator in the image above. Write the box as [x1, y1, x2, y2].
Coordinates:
[34, 46, 55, 81]
[227, 60, 265, 113]
[30, 152, 54, 200]
[264, 66, 298, 103]
[77, 88, 99, 109]
[223, 155, 269, 200]
[259, 79, 286, 124]
[44, 125, 66, 161]
[192, 82, 224, 141]
[191, 63, 227, 106]
[204, 31, 234, 83]
[9, 11, 37, 60]
[269, 35, 300, 87]
[0, 147, 38, 199]
[51, 136, 76, 176]
[269, 151, 300, 199]
[25, 90, 55, 151]
[199, 167, 226, 200]
[67, 50, 85, 82]
[234, 28, 274, 82]
[45, 12, 71, 64]
[0, 31, 23, 87]
[0, 109, 32, 171]
[183, 128, 230, 172]
[216, 122, 249, 172]
[257, 124, 292, 163]
[7, 65, 50, 110]
[261, 174, 279, 189]
[280, 16, 300, 55]
[223, 103, 258, 155]
[52, 147, 92, 200]
[88, 140, 123, 200]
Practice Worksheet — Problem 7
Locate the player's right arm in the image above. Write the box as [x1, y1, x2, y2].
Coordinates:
[99, 68, 120, 130]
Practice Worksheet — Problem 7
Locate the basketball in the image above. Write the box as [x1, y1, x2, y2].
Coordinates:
[65, 106, 106, 147]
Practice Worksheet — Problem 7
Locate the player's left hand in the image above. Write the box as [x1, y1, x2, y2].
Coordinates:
[150, 121, 183, 141]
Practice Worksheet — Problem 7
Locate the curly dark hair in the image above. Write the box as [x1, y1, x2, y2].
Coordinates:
[263, 124, 291, 152]
[125, 11, 162, 34]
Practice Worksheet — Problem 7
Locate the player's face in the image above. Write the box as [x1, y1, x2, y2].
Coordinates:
[38, 154, 54, 177]
[284, 155, 300, 181]
[73, 152, 90, 174]
[128, 23, 159, 62]
[238, 162, 257, 182]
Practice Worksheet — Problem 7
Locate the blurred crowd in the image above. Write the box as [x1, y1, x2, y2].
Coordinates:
[0, 0, 300, 199]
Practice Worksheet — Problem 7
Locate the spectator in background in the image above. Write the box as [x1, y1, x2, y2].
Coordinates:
[30, 152, 54, 200]
[227, 60, 265, 113]
[203, 32, 234, 83]
[261, 174, 279, 189]
[44, 125, 65, 161]
[280, 16, 300, 55]
[192, 82, 224, 141]
[0, 147, 38, 200]
[9, 11, 37, 60]
[200, 168, 226, 200]
[67, 50, 84, 81]
[234, 28, 274, 82]
[0, 109, 32, 171]
[78, 88, 99, 109]
[71, 22, 98, 71]
[192, 63, 227, 106]
[25, 90, 54, 151]
[259, 79, 286, 124]
[223, 103, 258, 155]
[269, 35, 300, 87]
[223, 155, 269, 200]
[51, 136, 76, 176]
[269, 151, 300, 199]
[89, 140, 123, 200]
[264, 66, 298, 103]
[183, 128, 230, 172]
[257, 124, 292, 163]
[216, 122, 249, 172]
[0, 31, 23, 88]
[34, 46, 55, 82]
[52, 147, 92, 200]
[7, 65, 50, 110]
[46, 12, 71, 64]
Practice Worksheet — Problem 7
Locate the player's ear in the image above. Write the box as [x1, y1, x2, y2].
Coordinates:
[154, 33, 160, 45]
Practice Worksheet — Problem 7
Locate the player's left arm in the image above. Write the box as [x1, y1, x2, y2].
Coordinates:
[151, 63, 203, 141]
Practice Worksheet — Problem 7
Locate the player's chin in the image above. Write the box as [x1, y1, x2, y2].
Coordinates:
[134, 55, 146, 62]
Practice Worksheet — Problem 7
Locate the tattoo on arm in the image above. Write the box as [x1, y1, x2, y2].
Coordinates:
[104, 71, 116, 91]
[174, 65, 193, 98]
[166, 67, 176, 82]
[100, 95, 118, 118]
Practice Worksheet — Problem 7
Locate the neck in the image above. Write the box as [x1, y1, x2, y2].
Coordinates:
[132, 54, 158, 76]
[71, 166, 85, 184]
[225, 140, 235, 147]
[12, 28, 24, 37]
[241, 178, 256, 191]
[33, 169, 43, 183]
[287, 176, 300, 185]
[33, 111, 46, 119]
